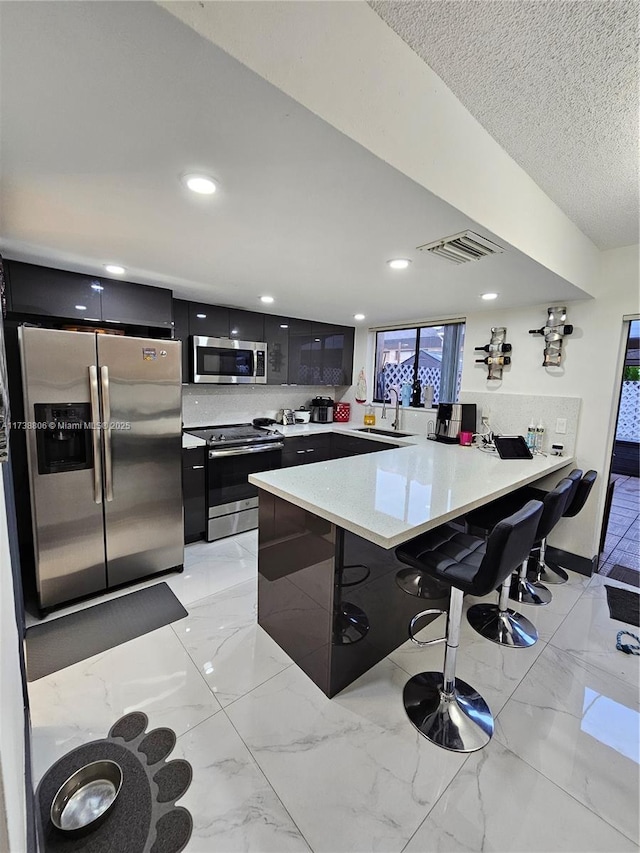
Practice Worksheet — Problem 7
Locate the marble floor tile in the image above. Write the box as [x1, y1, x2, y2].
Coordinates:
[232, 529, 259, 555]
[174, 713, 310, 852]
[388, 608, 544, 718]
[28, 625, 221, 784]
[168, 550, 256, 606]
[403, 738, 637, 853]
[172, 580, 294, 707]
[184, 537, 253, 565]
[550, 580, 640, 685]
[226, 660, 467, 853]
[495, 644, 640, 844]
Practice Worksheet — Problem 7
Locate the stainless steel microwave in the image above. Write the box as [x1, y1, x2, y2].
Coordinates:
[192, 336, 267, 384]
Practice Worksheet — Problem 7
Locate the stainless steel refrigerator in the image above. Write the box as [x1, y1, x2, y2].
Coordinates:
[19, 326, 183, 609]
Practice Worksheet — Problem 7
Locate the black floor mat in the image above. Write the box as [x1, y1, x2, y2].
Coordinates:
[605, 585, 640, 628]
[607, 564, 640, 587]
[37, 712, 192, 853]
[25, 583, 187, 681]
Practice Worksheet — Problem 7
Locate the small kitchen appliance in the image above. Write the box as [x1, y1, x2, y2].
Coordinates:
[191, 336, 266, 384]
[435, 403, 477, 444]
[310, 396, 334, 423]
[276, 409, 296, 425]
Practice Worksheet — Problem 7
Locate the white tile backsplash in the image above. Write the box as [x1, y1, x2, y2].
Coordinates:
[459, 391, 581, 456]
[182, 384, 348, 428]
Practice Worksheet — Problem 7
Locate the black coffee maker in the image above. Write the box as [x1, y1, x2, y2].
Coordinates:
[435, 403, 477, 444]
[310, 396, 334, 423]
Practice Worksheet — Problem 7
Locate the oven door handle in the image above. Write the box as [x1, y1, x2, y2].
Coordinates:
[209, 442, 284, 458]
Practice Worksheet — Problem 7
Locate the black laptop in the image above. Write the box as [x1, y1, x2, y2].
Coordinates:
[494, 435, 533, 460]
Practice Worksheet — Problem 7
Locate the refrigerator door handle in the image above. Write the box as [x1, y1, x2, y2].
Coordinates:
[89, 365, 103, 504]
[101, 365, 114, 502]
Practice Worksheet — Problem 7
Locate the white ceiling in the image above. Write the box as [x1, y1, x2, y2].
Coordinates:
[0, 1, 589, 327]
[369, 0, 639, 251]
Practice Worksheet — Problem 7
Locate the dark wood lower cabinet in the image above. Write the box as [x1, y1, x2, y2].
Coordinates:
[182, 446, 206, 543]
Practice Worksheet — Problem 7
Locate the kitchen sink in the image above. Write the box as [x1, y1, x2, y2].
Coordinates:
[356, 427, 412, 438]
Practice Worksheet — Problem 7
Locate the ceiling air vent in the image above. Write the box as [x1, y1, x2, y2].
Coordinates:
[417, 230, 504, 265]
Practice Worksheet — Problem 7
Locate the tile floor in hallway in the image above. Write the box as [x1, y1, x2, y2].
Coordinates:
[600, 474, 640, 578]
[28, 531, 640, 853]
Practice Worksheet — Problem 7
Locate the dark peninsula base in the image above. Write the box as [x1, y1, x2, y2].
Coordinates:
[257, 491, 448, 697]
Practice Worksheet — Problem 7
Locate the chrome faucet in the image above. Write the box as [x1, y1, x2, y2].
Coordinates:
[389, 387, 400, 431]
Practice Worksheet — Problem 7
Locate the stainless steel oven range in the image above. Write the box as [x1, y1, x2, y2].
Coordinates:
[185, 423, 283, 541]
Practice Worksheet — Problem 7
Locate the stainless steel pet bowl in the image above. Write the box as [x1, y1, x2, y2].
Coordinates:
[50, 759, 123, 835]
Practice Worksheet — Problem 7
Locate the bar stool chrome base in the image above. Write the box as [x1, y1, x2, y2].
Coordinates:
[466, 602, 538, 648]
[529, 560, 569, 585]
[528, 540, 569, 585]
[396, 568, 449, 600]
[403, 672, 493, 752]
[509, 576, 552, 606]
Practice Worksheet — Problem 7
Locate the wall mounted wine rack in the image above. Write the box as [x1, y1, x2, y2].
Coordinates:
[474, 326, 511, 380]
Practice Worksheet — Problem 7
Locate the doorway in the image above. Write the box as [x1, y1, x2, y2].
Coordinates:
[599, 319, 640, 583]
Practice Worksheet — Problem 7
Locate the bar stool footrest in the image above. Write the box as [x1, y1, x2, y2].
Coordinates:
[403, 671, 494, 752]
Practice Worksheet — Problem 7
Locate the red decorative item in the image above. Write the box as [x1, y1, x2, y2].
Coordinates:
[334, 402, 351, 423]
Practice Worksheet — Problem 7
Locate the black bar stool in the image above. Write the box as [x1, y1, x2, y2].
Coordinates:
[513, 468, 581, 584]
[528, 470, 598, 583]
[395, 500, 543, 753]
[465, 477, 575, 608]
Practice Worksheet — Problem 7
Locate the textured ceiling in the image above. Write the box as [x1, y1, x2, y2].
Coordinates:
[368, 0, 639, 250]
[0, 2, 588, 327]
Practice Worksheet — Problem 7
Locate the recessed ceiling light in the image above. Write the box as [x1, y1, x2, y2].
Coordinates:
[387, 259, 411, 270]
[196, 313, 207, 319]
[260, 296, 274, 304]
[481, 292, 499, 300]
[354, 313, 365, 321]
[75, 305, 87, 311]
[279, 324, 289, 329]
[104, 264, 126, 275]
[182, 174, 217, 195]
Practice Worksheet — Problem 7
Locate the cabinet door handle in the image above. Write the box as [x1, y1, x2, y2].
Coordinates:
[306, 448, 315, 452]
[192, 465, 204, 469]
[296, 450, 306, 454]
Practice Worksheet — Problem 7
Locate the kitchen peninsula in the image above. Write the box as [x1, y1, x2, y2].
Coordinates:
[250, 435, 573, 697]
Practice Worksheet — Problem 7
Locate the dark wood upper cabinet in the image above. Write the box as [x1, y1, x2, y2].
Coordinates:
[264, 315, 290, 385]
[228, 309, 265, 342]
[188, 302, 230, 339]
[100, 278, 172, 328]
[172, 299, 190, 383]
[6, 261, 102, 320]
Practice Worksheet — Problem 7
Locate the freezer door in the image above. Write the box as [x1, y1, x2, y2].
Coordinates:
[19, 327, 107, 609]
[97, 335, 183, 586]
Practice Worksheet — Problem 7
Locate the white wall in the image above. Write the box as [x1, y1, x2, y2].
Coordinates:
[0, 468, 27, 853]
[161, 0, 600, 295]
[462, 244, 639, 559]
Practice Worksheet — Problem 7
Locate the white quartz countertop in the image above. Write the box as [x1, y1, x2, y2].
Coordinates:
[249, 438, 574, 549]
[182, 433, 206, 449]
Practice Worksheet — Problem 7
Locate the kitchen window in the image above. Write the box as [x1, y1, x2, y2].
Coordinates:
[373, 321, 465, 406]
